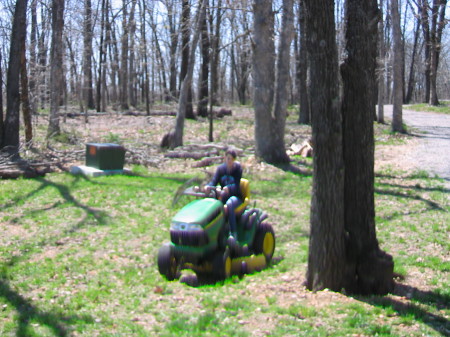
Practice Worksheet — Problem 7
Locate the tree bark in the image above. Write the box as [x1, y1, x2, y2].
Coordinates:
[419, 0, 431, 103]
[341, 0, 394, 295]
[405, 8, 420, 104]
[128, 0, 137, 108]
[3, 0, 28, 155]
[253, 0, 292, 164]
[377, 0, 386, 123]
[210, 0, 222, 106]
[21, 36, 33, 144]
[198, 2, 210, 118]
[83, 0, 95, 110]
[298, 0, 310, 124]
[29, 0, 38, 115]
[304, 0, 347, 292]
[96, 0, 107, 112]
[429, 0, 447, 106]
[0, 50, 3, 147]
[392, 0, 405, 132]
[120, 0, 129, 110]
[180, 0, 195, 119]
[162, 0, 206, 149]
[47, 0, 65, 138]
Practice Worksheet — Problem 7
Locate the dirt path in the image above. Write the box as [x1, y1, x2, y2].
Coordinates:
[381, 105, 450, 187]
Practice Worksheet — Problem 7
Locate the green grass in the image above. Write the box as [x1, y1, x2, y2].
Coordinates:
[408, 101, 450, 114]
[0, 159, 449, 335]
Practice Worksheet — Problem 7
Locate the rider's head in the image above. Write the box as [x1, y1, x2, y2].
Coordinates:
[225, 148, 237, 169]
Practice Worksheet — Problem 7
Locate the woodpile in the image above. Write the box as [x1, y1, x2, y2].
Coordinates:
[287, 138, 313, 158]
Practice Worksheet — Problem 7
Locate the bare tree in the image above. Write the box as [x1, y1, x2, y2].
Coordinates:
[47, 0, 65, 138]
[392, 0, 405, 132]
[161, 0, 206, 149]
[180, 0, 195, 119]
[198, 0, 210, 118]
[21, 34, 33, 144]
[253, 0, 293, 164]
[83, 0, 95, 110]
[2, 0, 28, 155]
[377, 0, 386, 123]
[298, 0, 310, 124]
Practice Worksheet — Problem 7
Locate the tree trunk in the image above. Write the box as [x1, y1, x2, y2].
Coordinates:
[3, 0, 28, 155]
[168, 2, 179, 101]
[253, 0, 292, 164]
[180, 0, 195, 119]
[47, 0, 65, 138]
[377, 0, 386, 123]
[140, 0, 150, 116]
[21, 36, 33, 144]
[341, 0, 394, 295]
[198, 2, 210, 118]
[120, 0, 129, 110]
[419, 0, 431, 103]
[429, 0, 447, 106]
[392, 0, 405, 132]
[298, 0, 310, 124]
[304, 0, 347, 292]
[210, 0, 222, 106]
[128, 0, 137, 108]
[405, 10, 420, 104]
[0, 50, 3, 147]
[38, 5, 48, 110]
[83, 0, 95, 110]
[162, 0, 206, 149]
[29, 0, 38, 115]
[96, 0, 107, 112]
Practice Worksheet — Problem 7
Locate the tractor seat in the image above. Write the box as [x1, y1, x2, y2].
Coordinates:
[235, 178, 250, 215]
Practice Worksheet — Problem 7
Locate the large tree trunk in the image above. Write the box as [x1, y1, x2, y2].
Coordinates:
[83, 0, 95, 110]
[253, 0, 292, 164]
[298, 0, 310, 124]
[3, 0, 28, 155]
[341, 0, 394, 294]
[392, 0, 405, 132]
[47, 0, 65, 138]
[304, 0, 347, 292]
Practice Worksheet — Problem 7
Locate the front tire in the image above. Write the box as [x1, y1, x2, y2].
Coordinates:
[253, 222, 275, 264]
[157, 244, 179, 281]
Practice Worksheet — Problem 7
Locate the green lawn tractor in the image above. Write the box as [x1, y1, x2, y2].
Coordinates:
[157, 178, 276, 282]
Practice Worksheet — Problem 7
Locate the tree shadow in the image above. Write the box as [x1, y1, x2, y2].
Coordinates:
[0, 277, 94, 337]
[358, 282, 450, 336]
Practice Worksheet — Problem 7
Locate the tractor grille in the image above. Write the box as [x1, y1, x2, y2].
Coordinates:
[170, 230, 209, 246]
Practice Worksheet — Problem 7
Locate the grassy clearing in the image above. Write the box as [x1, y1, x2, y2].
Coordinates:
[0, 162, 448, 336]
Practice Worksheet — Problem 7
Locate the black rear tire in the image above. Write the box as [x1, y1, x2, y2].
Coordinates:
[213, 248, 232, 281]
[253, 222, 275, 264]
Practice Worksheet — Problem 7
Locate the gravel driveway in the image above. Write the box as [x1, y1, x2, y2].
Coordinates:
[382, 105, 450, 187]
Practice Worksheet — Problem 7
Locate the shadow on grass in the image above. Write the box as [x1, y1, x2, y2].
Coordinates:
[360, 282, 450, 336]
[0, 277, 94, 336]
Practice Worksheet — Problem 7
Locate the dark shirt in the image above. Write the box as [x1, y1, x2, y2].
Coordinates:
[208, 162, 242, 200]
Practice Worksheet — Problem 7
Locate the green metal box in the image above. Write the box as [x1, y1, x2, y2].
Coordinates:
[85, 143, 125, 170]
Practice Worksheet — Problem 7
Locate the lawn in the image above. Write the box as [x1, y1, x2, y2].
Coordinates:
[0, 163, 448, 336]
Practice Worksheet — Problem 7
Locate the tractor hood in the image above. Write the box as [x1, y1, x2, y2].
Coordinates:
[172, 198, 223, 225]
